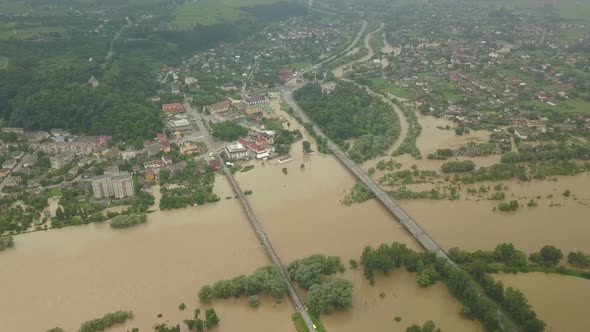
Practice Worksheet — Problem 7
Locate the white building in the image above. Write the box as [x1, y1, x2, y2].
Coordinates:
[225, 142, 249, 160]
[91, 172, 134, 199]
[111, 173, 135, 199]
[170, 119, 192, 132]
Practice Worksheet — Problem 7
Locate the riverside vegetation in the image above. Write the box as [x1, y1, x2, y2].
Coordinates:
[198, 255, 353, 320]
[294, 81, 400, 163]
[79, 310, 134, 332]
[449, 243, 590, 280]
[0, 235, 15, 251]
[109, 213, 147, 229]
[359, 242, 544, 332]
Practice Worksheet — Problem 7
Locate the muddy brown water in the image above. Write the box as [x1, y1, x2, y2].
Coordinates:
[0, 180, 294, 332]
[234, 105, 482, 331]
[495, 273, 590, 332]
[362, 113, 590, 254]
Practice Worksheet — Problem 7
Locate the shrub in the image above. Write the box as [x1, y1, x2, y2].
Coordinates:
[248, 295, 260, 308]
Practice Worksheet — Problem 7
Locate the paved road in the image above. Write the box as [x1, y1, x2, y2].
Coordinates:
[182, 96, 318, 331]
[221, 162, 318, 332]
[282, 90, 452, 262]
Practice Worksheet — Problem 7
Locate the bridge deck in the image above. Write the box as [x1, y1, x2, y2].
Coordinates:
[282, 90, 452, 263]
[221, 161, 318, 332]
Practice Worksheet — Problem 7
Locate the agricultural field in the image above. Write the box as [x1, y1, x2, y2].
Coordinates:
[0, 55, 8, 69]
[172, 0, 281, 29]
[371, 77, 411, 99]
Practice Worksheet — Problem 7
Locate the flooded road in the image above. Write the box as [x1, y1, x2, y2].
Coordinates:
[495, 273, 590, 332]
[0, 180, 294, 332]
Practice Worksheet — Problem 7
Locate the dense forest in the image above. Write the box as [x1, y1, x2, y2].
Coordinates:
[293, 82, 400, 162]
[0, 0, 306, 143]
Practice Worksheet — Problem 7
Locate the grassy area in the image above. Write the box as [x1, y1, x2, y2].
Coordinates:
[0, 56, 8, 70]
[371, 77, 411, 98]
[559, 28, 588, 45]
[291, 312, 327, 332]
[173, 0, 279, 29]
[0, 23, 66, 40]
[288, 61, 312, 70]
[0, 1, 29, 15]
[522, 99, 590, 115]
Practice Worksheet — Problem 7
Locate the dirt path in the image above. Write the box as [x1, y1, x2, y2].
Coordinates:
[332, 22, 383, 78]
[331, 21, 410, 157]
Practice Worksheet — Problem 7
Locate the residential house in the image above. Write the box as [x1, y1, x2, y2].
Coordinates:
[162, 103, 185, 113]
[220, 82, 238, 91]
[144, 170, 156, 181]
[27, 176, 44, 189]
[169, 119, 192, 132]
[21, 154, 37, 168]
[50, 129, 72, 137]
[143, 159, 164, 169]
[122, 150, 137, 160]
[171, 83, 180, 95]
[161, 155, 172, 166]
[2, 158, 18, 170]
[243, 93, 265, 106]
[207, 159, 222, 171]
[50, 151, 75, 169]
[206, 99, 231, 114]
[10, 151, 24, 160]
[179, 142, 202, 155]
[89, 75, 99, 88]
[5, 176, 21, 188]
[514, 128, 530, 140]
[168, 161, 187, 174]
[1, 127, 24, 134]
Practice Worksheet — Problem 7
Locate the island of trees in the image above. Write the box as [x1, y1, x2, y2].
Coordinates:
[294, 81, 400, 162]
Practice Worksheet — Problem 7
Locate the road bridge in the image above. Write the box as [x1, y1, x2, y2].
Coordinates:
[282, 91, 452, 263]
[220, 161, 318, 332]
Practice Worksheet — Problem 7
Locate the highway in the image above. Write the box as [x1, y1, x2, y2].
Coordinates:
[221, 161, 318, 332]
[281, 90, 452, 263]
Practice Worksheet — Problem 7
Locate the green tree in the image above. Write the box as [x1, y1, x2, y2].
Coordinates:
[567, 251, 590, 268]
[248, 295, 260, 308]
[308, 278, 353, 314]
[530, 245, 563, 266]
[204, 308, 219, 328]
[211, 122, 248, 141]
[198, 285, 214, 303]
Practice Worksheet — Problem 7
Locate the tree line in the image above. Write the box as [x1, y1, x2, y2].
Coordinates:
[293, 82, 400, 162]
[287, 254, 352, 315]
[198, 265, 289, 303]
[359, 242, 544, 331]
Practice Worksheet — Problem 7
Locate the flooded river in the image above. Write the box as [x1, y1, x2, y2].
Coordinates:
[235, 102, 482, 331]
[495, 273, 590, 332]
[361, 112, 590, 254]
[0, 180, 294, 332]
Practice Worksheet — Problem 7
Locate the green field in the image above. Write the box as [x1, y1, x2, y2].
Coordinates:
[468, 0, 590, 22]
[371, 77, 411, 99]
[173, 0, 280, 29]
[0, 56, 8, 70]
[522, 99, 590, 115]
[0, 0, 29, 15]
[0, 24, 66, 40]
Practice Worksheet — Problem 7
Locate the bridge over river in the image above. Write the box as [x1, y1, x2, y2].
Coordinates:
[281, 91, 452, 263]
[220, 161, 318, 332]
